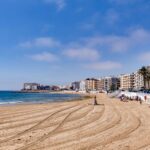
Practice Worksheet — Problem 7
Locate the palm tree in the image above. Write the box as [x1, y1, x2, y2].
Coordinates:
[147, 71, 150, 89]
[138, 66, 148, 89]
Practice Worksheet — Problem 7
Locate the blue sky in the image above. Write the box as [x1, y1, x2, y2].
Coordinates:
[0, 0, 150, 90]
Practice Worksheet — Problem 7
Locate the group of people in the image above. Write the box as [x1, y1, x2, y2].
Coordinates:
[119, 94, 143, 104]
[92, 94, 148, 106]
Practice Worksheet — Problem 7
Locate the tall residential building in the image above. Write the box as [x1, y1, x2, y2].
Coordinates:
[134, 71, 144, 90]
[103, 77, 120, 91]
[98, 78, 105, 91]
[79, 80, 86, 91]
[146, 66, 150, 89]
[72, 82, 80, 91]
[85, 78, 100, 91]
[120, 73, 134, 90]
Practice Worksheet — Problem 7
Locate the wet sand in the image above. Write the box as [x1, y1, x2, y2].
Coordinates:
[0, 94, 150, 150]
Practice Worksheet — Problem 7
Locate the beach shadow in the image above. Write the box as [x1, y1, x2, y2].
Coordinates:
[88, 103, 104, 106]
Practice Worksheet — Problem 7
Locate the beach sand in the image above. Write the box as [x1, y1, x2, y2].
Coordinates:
[0, 94, 150, 150]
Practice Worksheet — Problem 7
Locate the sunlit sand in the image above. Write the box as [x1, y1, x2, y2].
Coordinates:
[0, 94, 149, 150]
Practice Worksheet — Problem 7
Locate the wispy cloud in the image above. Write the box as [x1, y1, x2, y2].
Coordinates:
[63, 48, 100, 61]
[84, 61, 122, 70]
[44, 0, 66, 11]
[29, 52, 59, 62]
[81, 28, 150, 52]
[20, 37, 60, 48]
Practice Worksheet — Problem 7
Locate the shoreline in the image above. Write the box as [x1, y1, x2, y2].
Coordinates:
[0, 92, 93, 107]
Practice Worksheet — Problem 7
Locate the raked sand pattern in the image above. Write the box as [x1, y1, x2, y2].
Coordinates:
[0, 94, 150, 150]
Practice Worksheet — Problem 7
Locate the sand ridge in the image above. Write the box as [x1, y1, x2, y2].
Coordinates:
[0, 94, 150, 150]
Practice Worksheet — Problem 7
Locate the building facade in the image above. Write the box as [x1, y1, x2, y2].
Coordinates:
[79, 80, 86, 91]
[134, 71, 144, 90]
[85, 78, 100, 91]
[24, 83, 40, 90]
[103, 77, 120, 91]
[98, 78, 105, 91]
[72, 82, 80, 91]
[120, 74, 134, 90]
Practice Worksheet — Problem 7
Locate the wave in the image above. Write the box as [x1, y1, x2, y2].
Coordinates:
[0, 101, 23, 105]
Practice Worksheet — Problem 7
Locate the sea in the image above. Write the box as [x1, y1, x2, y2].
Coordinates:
[0, 91, 82, 105]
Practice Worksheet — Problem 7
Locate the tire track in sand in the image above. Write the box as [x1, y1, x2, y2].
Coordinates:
[0, 104, 78, 145]
[0, 104, 91, 140]
[49, 101, 121, 150]
[15, 105, 85, 150]
[34, 104, 105, 150]
[90, 101, 141, 150]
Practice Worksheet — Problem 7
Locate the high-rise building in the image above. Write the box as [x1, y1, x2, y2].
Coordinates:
[79, 80, 86, 91]
[85, 78, 100, 91]
[98, 78, 105, 91]
[145, 66, 150, 89]
[134, 71, 144, 90]
[120, 73, 134, 90]
[103, 77, 120, 91]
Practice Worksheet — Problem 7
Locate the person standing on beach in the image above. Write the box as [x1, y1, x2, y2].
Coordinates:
[93, 95, 98, 105]
[144, 95, 147, 102]
[140, 98, 142, 105]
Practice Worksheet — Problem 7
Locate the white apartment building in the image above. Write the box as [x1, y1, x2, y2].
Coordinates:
[79, 80, 86, 91]
[134, 71, 144, 90]
[24, 83, 40, 90]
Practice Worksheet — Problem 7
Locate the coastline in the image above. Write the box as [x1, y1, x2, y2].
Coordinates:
[0, 92, 92, 107]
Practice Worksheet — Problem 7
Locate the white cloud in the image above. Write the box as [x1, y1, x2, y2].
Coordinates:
[20, 37, 60, 48]
[139, 52, 150, 62]
[84, 61, 122, 70]
[30, 52, 58, 62]
[44, 0, 66, 11]
[63, 48, 100, 61]
[82, 28, 150, 52]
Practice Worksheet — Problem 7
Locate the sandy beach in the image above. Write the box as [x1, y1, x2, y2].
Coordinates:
[0, 94, 150, 150]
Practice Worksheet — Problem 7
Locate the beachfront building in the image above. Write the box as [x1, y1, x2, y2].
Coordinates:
[98, 78, 105, 91]
[61, 84, 72, 90]
[39, 85, 51, 90]
[24, 83, 40, 91]
[120, 73, 134, 90]
[145, 66, 150, 89]
[134, 71, 144, 90]
[79, 80, 86, 91]
[51, 86, 60, 91]
[72, 82, 80, 91]
[103, 77, 120, 91]
[85, 78, 100, 91]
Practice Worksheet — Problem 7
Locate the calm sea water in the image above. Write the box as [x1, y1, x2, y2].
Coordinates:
[0, 91, 82, 105]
